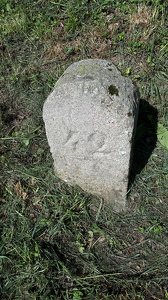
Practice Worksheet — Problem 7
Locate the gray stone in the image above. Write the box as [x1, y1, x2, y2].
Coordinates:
[43, 59, 139, 211]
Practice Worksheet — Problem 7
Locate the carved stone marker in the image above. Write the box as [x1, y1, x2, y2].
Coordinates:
[43, 59, 139, 211]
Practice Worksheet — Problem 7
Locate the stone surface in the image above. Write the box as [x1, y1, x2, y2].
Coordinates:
[43, 59, 139, 211]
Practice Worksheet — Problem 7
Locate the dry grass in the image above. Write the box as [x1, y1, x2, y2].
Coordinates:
[129, 5, 154, 26]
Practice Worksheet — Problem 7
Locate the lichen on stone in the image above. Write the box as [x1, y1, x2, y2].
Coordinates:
[108, 85, 119, 96]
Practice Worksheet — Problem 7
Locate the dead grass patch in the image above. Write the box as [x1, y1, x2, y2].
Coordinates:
[129, 5, 154, 27]
[44, 26, 121, 65]
[129, 5, 158, 43]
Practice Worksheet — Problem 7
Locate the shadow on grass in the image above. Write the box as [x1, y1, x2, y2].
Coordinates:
[129, 99, 158, 186]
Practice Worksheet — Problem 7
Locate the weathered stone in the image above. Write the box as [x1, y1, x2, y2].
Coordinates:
[43, 59, 139, 211]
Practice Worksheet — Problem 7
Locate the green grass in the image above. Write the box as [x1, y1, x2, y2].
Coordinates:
[0, 0, 168, 299]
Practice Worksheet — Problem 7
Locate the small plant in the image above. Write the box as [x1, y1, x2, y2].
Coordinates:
[65, 10, 78, 32]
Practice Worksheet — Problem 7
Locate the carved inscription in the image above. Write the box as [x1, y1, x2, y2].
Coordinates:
[64, 130, 107, 156]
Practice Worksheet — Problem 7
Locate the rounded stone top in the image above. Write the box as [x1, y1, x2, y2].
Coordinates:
[54, 59, 138, 115]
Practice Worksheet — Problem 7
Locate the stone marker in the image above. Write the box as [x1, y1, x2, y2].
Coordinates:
[43, 59, 139, 211]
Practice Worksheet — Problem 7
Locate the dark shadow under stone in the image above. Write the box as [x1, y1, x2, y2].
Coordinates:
[129, 99, 158, 186]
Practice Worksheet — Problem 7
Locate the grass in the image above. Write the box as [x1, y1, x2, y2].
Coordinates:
[0, 0, 168, 299]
